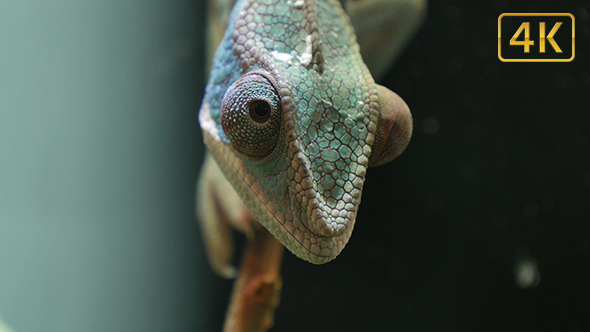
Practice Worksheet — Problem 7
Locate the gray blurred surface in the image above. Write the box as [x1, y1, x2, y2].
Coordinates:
[0, 1, 209, 331]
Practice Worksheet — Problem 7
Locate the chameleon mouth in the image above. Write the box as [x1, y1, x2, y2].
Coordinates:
[308, 197, 356, 238]
[279, 135, 368, 262]
[289, 161, 364, 240]
[281, 203, 356, 263]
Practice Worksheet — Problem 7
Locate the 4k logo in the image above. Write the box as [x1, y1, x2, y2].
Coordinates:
[498, 13, 575, 62]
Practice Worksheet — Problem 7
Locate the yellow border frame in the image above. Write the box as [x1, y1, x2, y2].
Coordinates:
[498, 13, 575, 62]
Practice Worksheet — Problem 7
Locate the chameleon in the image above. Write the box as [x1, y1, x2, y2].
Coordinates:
[198, 0, 426, 278]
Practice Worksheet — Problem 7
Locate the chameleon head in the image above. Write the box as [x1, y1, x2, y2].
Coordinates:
[199, 0, 412, 264]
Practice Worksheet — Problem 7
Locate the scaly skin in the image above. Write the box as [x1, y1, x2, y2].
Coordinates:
[199, 0, 417, 266]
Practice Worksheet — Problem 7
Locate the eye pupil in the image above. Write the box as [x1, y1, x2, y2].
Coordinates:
[249, 100, 271, 123]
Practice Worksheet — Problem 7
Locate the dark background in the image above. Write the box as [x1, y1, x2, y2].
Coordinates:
[202, 1, 590, 331]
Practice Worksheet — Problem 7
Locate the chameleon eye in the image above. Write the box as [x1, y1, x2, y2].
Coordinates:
[368, 84, 413, 167]
[249, 100, 271, 123]
[220, 72, 282, 159]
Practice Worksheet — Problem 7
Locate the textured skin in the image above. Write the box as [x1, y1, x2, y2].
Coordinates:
[199, 0, 415, 265]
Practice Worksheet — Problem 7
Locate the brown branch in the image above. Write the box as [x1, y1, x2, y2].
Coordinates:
[223, 225, 284, 332]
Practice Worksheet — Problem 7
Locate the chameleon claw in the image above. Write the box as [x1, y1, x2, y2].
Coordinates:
[197, 154, 255, 279]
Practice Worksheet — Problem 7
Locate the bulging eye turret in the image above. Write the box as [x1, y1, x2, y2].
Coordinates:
[368, 84, 413, 167]
[220, 72, 282, 159]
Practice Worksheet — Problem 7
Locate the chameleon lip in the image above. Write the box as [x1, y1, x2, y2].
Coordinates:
[288, 159, 362, 240]
[312, 212, 344, 237]
[307, 191, 358, 237]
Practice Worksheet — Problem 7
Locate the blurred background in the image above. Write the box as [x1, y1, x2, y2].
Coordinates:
[0, 0, 208, 331]
[0, 0, 589, 331]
